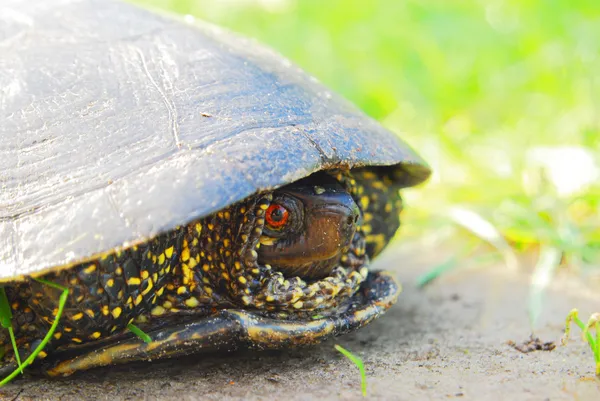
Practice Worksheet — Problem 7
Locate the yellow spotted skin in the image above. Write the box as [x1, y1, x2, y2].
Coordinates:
[345, 168, 404, 258]
[0, 168, 403, 374]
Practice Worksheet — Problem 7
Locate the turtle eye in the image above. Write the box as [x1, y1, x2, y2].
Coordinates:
[265, 204, 289, 229]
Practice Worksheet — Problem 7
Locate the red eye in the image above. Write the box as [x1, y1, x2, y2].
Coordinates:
[265, 204, 289, 228]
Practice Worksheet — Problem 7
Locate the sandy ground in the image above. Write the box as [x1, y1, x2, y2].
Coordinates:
[1, 244, 599, 401]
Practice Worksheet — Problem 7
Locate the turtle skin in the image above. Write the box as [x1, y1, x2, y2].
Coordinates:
[0, 167, 403, 377]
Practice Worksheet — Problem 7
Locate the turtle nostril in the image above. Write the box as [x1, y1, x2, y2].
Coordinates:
[354, 214, 359, 223]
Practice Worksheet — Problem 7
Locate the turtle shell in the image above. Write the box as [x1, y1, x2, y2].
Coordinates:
[0, 0, 430, 281]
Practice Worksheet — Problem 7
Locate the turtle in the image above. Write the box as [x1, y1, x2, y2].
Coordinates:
[0, 0, 430, 379]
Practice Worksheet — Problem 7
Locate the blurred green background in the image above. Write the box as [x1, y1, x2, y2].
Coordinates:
[134, 0, 599, 282]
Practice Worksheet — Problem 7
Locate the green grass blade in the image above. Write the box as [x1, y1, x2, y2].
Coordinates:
[583, 314, 600, 372]
[415, 240, 484, 288]
[0, 288, 13, 328]
[447, 207, 518, 271]
[0, 279, 69, 386]
[34, 278, 69, 292]
[528, 246, 561, 328]
[595, 321, 600, 375]
[0, 288, 22, 372]
[7, 327, 22, 373]
[416, 256, 457, 288]
[563, 309, 595, 344]
[562, 309, 600, 376]
[562, 309, 586, 345]
[335, 344, 367, 397]
[127, 323, 152, 344]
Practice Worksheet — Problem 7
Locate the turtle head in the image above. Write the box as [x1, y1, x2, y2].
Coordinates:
[257, 173, 361, 279]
